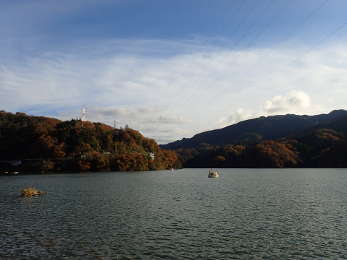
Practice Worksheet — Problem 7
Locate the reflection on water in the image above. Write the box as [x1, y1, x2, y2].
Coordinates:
[1, 169, 347, 259]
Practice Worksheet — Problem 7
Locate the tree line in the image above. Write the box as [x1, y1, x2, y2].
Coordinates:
[176, 128, 347, 168]
[0, 111, 180, 173]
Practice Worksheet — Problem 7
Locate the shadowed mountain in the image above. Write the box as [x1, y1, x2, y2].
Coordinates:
[172, 111, 347, 168]
[161, 110, 347, 149]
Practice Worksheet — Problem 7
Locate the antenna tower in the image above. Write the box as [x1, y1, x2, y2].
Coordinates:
[81, 107, 87, 127]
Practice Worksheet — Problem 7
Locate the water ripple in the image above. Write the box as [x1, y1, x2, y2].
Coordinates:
[1, 169, 347, 259]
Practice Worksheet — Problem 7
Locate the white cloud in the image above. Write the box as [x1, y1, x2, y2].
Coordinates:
[218, 108, 255, 127]
[264, 90, 312, 115]
[218, 91, 314, 127]
[84, 106, 189, 126]
[1, 40, 347, 143]
[58, 106, 191, 143]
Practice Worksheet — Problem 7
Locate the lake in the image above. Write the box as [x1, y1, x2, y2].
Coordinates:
[1, 169, 347, 259]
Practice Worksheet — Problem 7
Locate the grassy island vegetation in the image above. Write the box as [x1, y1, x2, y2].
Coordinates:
[0, 111, 180, 173]
[20, 187, 46, 197]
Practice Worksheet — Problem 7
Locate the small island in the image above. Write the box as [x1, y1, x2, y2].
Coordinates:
[20, 187, 46, 197]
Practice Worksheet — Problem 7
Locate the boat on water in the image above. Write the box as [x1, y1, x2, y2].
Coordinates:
[208, 169, 219, 178]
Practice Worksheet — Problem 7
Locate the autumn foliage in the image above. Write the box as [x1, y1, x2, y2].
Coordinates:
[0, 111, 179, 172]
[1, 110, 347, 170]
[176, 127, 347, 168]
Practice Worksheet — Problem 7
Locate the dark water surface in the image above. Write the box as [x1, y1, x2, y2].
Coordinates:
[1, 169, 347, 259]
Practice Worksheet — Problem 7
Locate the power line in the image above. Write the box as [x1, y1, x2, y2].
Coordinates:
[154, 1, 343, 136]
[278, 20, 347, 95]
[187, 0, 345, 126]
[245, 0, 330, 49]
[176, 1, 273, 110]
[315, 21, 347, 47]
[229, 0, 253, 43]
[229, 0, 268, 49]
[232, 0, 273, 49]
[244, 0, 282, 49]
[287, 0, 330, 42]
[175, 0, 276, 111]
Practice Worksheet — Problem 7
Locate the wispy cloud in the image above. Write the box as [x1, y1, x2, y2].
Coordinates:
[1, 40, 347, 143]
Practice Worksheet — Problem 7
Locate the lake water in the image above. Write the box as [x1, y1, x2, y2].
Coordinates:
[1, 169, 347, 259]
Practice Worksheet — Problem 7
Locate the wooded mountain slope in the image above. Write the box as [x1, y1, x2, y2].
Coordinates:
[170, 111, 347, 168]
[0, 111, 179, 172]
[162, 110, 347, 149]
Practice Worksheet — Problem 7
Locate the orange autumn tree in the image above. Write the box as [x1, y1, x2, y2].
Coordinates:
[252, 140, 300, 168]
[0, 111, 181, 172]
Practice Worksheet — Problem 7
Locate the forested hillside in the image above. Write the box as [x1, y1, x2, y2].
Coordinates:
[1, 110, 346, 171]
[175, 115, 347, 168]
[0, 111, 180, 173]
[162, 110, 347, 149]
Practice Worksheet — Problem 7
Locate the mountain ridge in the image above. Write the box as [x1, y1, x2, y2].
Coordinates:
[161, 109, 347, 149]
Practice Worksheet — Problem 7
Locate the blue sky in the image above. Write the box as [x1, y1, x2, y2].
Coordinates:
[2, 0, 347, 54]
[1, 0, 347, 143]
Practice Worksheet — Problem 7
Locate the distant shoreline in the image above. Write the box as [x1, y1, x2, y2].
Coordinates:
[2, 167, 347, 177]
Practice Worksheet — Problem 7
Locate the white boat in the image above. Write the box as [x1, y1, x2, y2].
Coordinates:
[208, 169, 219, 178]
